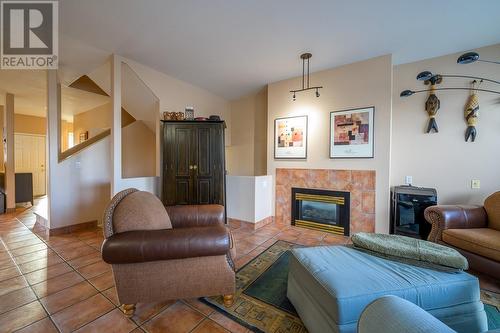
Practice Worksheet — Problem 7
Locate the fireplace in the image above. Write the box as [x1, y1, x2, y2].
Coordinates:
[291, 188, 350, 236]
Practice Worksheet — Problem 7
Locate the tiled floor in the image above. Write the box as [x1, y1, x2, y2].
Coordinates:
[0, 205, 349, 333]
[0, 207, 498, 332]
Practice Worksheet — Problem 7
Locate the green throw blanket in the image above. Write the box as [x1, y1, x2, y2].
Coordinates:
[351, 233, 468, 272]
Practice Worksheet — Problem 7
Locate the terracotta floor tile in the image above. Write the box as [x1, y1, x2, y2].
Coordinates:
[77, 260, 111, 279]
[6, 238, 43, 250]
[67, 251, 103, 268]
[10, 243, 48, 257]
[142, 301, 204, 333]
[88, 270, 115, 291]
[14, 248, 55, 265]
[191, 318, 229, 333]
[32, 270, 85, 298]
[102, 286, 119, 306]
[24, 262, 74, 285]
[18, 253, 64, 274]
[74, 308, 138, 333]
[209, 312, 248, 333]
[0, 265, 22, 282]
[0, 300, 47, 332]
[0, 257, 15, 269]
[40, 281, 98, 314]
[58, 245, 99, 261]
[131, 301, 176, 325]
[183, 298, 215, 316]
[0, 275, 29, 297]
[15, 317, 58, 333]
[0, 286, 37, 315]
[51, 294, 114, 333]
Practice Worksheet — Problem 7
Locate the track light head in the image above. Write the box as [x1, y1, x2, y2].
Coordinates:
[400, 90, 414, 97]
[292, 93, 296, 101]
[457, 52, 479, 64]
[315, 89, 320, 98]
[416, 71, 433, 81]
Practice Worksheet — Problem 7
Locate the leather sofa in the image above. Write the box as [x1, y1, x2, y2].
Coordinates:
[101, 188, 236, 317]
[424, 191, 500, 279]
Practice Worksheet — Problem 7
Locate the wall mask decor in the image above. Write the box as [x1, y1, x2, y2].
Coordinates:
[423, 75, 442, 133]
[464, 80, 480, 142]
[400, 69, 499, 137]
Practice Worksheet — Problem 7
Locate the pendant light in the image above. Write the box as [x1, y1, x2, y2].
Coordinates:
[289, 53, 323, 101]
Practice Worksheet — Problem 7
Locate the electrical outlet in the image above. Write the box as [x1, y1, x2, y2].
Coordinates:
[405, 176, 413, 185]
[471, 180, 480, 189]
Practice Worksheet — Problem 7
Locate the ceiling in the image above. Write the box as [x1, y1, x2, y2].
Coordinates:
[59, 0, 500, 99]
[0, 70, 109, 121]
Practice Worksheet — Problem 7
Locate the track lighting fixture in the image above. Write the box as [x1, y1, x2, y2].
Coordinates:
[290, 53, 323, 101]
[457, 52, 500, 65]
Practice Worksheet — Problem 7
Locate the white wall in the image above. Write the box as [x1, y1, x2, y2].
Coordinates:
[226, 175, 273, 223]
[392, 43, 500, 204]
[267, 55, 393, 233]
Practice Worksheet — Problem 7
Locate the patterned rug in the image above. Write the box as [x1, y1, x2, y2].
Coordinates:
[202, 240, 500, 333]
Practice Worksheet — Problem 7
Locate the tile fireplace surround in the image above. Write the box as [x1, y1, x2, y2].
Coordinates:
[275, 168, 376, 234]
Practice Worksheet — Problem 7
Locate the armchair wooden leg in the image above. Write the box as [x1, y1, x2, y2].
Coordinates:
[120, 304, 136, 317]
[223, 294, 234, 307]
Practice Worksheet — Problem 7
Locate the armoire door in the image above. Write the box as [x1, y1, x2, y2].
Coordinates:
[170, 126, 196, 204]
[194, 126, 213, 204]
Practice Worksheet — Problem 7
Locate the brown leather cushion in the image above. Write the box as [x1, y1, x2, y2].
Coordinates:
[442, 228, 500, 262]
[113, 191, 172, 233]
[485, 191, 500, 231]
[102, 225, 229, 264]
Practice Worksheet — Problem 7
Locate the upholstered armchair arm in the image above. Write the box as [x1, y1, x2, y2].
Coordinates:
[166, 205, 225, 228]
[424, 205, 487, 242]
[102, 225, 230, 264]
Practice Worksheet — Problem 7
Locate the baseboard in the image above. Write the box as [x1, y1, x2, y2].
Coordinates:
[34, 220, 98, 236]
[228, 216, 274, 231]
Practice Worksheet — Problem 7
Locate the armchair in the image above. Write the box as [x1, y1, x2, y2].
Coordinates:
[424, 191, 500, 279]
[102, 188, 236, 317]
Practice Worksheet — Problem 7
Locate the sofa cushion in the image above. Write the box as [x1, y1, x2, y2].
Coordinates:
[485, 191, 500, 231]
[442, 228, 500, 262]
[113, 191, 172, 234]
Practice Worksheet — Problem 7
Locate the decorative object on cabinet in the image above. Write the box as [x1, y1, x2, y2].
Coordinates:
[79, 131, 89, 143]
[289, 53, 323, 101]
[464, 80, 480, 142]
[330, 107, 374, 158]
[163, 112, 176, 120]
[161, 120, 226, 208]
[457, 51, 500, 65]
[184, 106, 194, 120]
[274, 115, 307, 159]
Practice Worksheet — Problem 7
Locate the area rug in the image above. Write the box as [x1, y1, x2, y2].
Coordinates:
[202, 240, 500, 333]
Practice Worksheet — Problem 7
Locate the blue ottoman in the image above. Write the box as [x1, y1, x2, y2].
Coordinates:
[287, 246, 488, 333]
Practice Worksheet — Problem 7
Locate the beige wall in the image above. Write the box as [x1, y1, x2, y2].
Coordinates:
[267, 55, 393, 233]
[73, 102, 111, 143]
[392, 43, 500, 205]
[226, 87, 268, 176]
[122, 121, 156, 178]
[14, 114, 46, 135]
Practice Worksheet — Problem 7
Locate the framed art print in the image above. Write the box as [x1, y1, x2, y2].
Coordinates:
[274, 115, 307, 159]
[330, 107, 374, 158]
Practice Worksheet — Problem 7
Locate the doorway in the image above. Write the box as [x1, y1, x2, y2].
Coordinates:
[14, 133, 46, 196]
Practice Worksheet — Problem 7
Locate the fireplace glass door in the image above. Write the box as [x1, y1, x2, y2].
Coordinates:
[292, 188, 350, 236]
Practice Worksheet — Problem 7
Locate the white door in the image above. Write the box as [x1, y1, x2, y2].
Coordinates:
[14, 133, 46, 196]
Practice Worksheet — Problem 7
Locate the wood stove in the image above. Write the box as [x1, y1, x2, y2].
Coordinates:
[291, 187, 350, 236]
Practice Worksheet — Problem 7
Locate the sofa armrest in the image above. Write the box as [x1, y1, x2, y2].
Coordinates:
[166, 205, 225, 228]
[102, 225, 230, 264]
[424, 205, 487, 242]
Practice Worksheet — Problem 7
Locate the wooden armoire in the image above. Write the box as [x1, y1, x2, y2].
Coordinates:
[161, 120, 226, 207]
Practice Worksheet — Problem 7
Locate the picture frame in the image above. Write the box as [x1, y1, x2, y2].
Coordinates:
[330, 106, 374, 159]
[274, 115, 308, 159]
